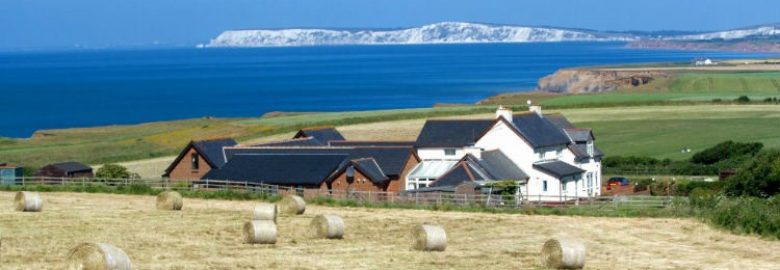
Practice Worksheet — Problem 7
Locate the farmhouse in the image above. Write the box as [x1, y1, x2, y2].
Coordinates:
[163, 138, 238, 180]
[34, 162, 93, 178]
[409, 106, 603, 201]
[0, 163, 22, 185]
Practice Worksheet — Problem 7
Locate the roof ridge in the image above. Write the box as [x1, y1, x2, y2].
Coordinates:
[193, 137, 235, 143]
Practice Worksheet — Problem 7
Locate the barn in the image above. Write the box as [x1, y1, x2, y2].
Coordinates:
[163, 138, 237, 180]
[34, 162, 94, 178]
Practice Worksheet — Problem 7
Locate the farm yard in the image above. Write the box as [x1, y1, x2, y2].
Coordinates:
[2, 191, 780, 269]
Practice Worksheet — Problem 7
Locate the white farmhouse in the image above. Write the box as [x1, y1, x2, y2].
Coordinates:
[407, 106, 603, 201]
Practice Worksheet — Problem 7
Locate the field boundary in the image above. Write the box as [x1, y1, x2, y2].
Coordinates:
[3, 176, 676, 210]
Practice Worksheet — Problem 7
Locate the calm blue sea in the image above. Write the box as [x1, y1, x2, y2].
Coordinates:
[0, 42, 775, 137]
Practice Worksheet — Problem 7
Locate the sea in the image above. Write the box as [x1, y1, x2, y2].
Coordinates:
[0, 42, 776, 138]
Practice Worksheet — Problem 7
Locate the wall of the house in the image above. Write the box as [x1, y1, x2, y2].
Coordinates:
[392, 155, 420, 192]
[167, 147, 213, 180]
[416, 147, 481, 161]
[329, 169, 387, 193]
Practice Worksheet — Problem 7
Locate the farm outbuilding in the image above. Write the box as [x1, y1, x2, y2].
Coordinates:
[0, 163, 22, 185]
[34, 162, 93, 178]
[163, 138, 237, 180]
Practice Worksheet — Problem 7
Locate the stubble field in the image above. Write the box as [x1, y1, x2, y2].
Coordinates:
[1, 192, 779, 269]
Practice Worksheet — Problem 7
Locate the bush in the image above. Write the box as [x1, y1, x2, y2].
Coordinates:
[690, 140, 763, 165]
[95, 164, 130, 179]
[689, 187, 720, 209]
[735, 96, 751, 103]
[712, 98, 723, 103]
[725, 149, 780, 198]
[709, 196, 780, 239]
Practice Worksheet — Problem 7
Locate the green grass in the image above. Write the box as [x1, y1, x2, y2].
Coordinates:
[670, 72, 780, 94]
[0, 106, 516, 169]
[558, 105, 780, 160]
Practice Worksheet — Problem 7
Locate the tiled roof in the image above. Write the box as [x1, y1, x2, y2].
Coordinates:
[545, 113, 575, 129]
[533, 161, 586, 178]
[415, 120, 495, 147]
[203, 154, 348, 185]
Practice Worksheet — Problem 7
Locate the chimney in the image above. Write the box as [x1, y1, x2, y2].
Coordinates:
[529, 105, 542, 116]
[496, 105, 513, 121]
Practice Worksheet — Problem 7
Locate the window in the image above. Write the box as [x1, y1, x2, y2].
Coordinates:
[556, 149, 562, 158]
[346, 166, 355, 183]
[444, 148, 456, 156]
[190, 153, 199, 170]
[542, 180, 548, 192]
[562, 181, 567, 191]
[587, 173, 593, 194]
[537, 151, 544, 160]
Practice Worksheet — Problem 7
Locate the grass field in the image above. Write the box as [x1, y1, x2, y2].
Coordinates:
[481, 70, 780, 107]
[1, 192, 779, 269]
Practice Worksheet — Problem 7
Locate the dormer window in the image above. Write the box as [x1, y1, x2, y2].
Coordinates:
[587, 141, 594, 156]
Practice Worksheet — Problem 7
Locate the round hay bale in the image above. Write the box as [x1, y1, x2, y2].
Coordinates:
[310, 214, 345, 239]
[252, 203, 277, 222]
[412, 224, 447, 251]
[278, 195, 305, 215]
[14, 191, 42, 212]
[66, 242, 132, 270]
[541, 238, 586, 269]
[156, 191, 183, 211]
[243, 220, 277, 244]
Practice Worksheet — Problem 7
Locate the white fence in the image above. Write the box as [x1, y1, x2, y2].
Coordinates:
[2, 176, 676, 210]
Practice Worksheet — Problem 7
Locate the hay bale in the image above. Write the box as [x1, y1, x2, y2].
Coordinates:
[278, 195, 305, 215]
[66, 243, 132, 270]
[412, 224, 447, 251]
[243, 220, 277, 244]
[14, 191, 42, 212]
[252, 203, 277, 223]
[156, 191, 183, 211]
[541, 238, 586, 269]
[310, 214, 345, 239]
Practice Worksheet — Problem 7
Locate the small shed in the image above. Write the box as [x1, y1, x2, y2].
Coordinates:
[0, 163, 22, 185]
[35, 162, 94, 178]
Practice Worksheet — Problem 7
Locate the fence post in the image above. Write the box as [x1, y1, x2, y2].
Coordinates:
[21, 176, 24, 186]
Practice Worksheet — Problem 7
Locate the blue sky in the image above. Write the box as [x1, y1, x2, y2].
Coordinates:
[2, 0, 778, 50]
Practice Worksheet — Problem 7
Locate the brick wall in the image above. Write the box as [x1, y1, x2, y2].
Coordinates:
[167, 147, 213, 181]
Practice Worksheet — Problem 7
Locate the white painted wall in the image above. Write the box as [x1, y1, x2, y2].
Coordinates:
[416, 147, 481, 161]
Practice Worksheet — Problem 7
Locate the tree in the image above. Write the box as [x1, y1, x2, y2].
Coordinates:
[724, 149, 780, 198]
[735, 96, 751, 103]
[96, 163, 130, 179]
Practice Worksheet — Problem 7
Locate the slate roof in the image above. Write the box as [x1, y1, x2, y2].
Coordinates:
[192, 138, 238, 168]
[163, 138, 238, 176]
[252, 137, 323, 147]
[46, 162, 92, 173]
[477, 150, 529, 180]
[431, 163, 482, 187]
[329, 141, 416, 147]
[350, 158, 389, 184]
[510, 113, 571, 148]
[430, 150, 528, 188]
[224, 146, 414, 177]
[569, 143, 605, 160]
[415, 120, 495, 147]
[203, 154, 348, 185]
[294, 128, 345, 144]
[545, 113, 575, 129]
[533, 161, 586, 178]
[563, 128, 594, 142]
